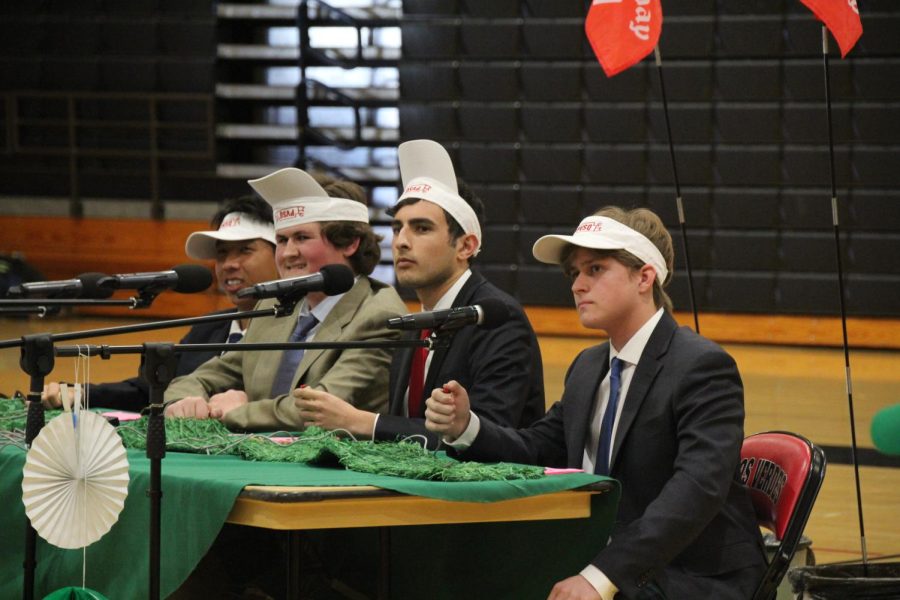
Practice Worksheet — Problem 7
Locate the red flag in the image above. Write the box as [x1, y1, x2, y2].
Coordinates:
[585, 0, 663, 78]
[798, 0, 863, 58]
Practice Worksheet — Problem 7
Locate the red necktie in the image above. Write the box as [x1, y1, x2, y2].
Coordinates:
[406, 329, 431, 418]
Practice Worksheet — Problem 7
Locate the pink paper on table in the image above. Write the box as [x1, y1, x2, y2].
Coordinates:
[268, 436, 296, 445]
[544, 467, 584, 475]
[101, 411, 143, 422]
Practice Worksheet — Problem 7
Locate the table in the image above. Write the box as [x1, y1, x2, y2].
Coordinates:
[0, 447, 619, 599]
[228, 482, 617, 599]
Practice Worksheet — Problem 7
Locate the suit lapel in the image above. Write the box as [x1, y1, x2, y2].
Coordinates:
[566, 345, 608, 466]
[294, 277, 369, 382]
[609, 313, 677, 471]
[421, 272, 485, 398]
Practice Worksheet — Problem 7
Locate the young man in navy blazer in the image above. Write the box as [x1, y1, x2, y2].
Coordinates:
[295, 139, 544, 447]
[41, 196, 278, 412]
[426, 206, 767, 600]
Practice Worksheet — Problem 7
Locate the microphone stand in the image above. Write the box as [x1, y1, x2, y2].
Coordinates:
[10, 291, 443, 600]
[19, 334, 55, 600]
[0, 299, 135, 318]
[7, 295, 299, 600]
[0, 305, 296, 350]
[140, 343, 177, 600]
[0, 306, 61, 317]
[51, 335, 444, 600]
[54, 338, 442, 358]
[0, 286, 193, 311]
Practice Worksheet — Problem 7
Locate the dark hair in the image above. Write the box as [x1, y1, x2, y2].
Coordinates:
[311, 172, 382, 276]
[386, 177, 485, 261]
[211, 195, 274, 229]
[560, 206, 674, 312]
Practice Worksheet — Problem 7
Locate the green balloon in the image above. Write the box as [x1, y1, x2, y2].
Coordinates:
[43, 587, 110, 600]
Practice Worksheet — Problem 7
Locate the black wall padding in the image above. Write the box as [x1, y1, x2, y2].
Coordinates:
[399, 1, 900, 316]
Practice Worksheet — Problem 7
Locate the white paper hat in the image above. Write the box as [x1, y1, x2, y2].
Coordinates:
[185, 212, 277, 260]
[396, 139, 482, 255]
[248, 168, 369, 231]
[532, 215, 669, 282]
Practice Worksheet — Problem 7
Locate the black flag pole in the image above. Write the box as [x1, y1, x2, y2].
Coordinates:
[653, 46, 700, 333]
[821, 25, 868, 571]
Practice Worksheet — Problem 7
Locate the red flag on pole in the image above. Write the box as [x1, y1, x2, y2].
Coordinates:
[798, 0, 863, 58]
[585, 0, 663, 78]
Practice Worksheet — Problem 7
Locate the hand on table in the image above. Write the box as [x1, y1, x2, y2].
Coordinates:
[294, 387, 375, 437]
[424, 379, 471, 442]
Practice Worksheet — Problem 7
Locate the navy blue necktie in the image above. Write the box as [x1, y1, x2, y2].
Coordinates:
[595, 357, 623, 476]
[221, 331, 243, 355]
[270, 314, 319, 397]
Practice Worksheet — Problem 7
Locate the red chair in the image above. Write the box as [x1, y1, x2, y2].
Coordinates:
[739, 431, 827, 600]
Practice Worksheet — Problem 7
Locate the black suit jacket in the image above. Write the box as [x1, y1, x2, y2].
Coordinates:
[461, 312, 767, 599]
[86, 309, 237, 412]
[374, 272, 544, 447]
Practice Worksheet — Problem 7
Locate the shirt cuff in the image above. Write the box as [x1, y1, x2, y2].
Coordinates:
[371, 413, 380, 440]
[580, 565, 618, 600]
[443, 411, 481, 450]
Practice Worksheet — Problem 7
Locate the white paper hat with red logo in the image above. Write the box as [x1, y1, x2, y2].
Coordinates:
[247, 167, 369, 231]
[532, 215, 669, 282]
[396, 139, 482, 255]
[185, 212, 276, 260]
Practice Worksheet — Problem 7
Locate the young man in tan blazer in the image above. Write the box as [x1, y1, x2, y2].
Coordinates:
[164, 169, 406, 431]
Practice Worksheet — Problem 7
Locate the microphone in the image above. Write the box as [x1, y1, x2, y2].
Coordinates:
[8, 278, 82, 299]
[7, 272, 114, 299]
[78, 272, 116, 299]
[387, 297, 509, 331]
[98, 264, 212, 294]
[872, 404, 900, 456]
[236, 264, 355, 300]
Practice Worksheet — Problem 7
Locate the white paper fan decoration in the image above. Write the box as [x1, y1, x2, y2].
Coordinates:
[22, 411, 130, 549]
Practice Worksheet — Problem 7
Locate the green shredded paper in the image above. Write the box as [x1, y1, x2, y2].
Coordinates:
[0, 398, 543, 482]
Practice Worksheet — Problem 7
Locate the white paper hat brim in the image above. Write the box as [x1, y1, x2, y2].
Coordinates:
[532, 216, 669, 282]
[185, 218, 276, 260]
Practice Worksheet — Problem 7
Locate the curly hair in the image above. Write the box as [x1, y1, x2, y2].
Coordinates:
[310, 172, 382, 276]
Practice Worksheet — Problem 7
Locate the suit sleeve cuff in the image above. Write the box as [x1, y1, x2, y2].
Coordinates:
[443, 411, 481, 450]
[579, 565, 618, 600]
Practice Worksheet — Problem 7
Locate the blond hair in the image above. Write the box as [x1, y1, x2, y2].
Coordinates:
[563, 206, 675, 312]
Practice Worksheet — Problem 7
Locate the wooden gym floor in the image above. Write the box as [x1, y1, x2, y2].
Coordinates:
[1, 316, 897, 567]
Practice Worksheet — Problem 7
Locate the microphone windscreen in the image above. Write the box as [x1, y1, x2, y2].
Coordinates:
[478, 297, 510, 329]
[872, 404, 900, 456]
[320, 264, 355, 296]
[173, 264, 213, 294]
[78, 272, 114, 299]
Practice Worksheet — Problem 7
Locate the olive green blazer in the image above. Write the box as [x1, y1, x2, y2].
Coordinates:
[164, 276, 407, 431]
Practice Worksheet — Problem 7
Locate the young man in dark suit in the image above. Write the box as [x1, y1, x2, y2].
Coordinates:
[41, 196, 278, 412]
[426, 206, 767, 599]
[295, 139, 544, 447]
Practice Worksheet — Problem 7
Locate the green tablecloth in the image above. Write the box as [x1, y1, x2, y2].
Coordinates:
[0, 446, 619, 599]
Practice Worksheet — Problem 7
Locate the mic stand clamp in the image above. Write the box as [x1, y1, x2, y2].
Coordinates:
[428, 326, 459, 350]
[131, 289, 160, 310]
[272, 291, 305, 317]
[140, 343, 177, 600]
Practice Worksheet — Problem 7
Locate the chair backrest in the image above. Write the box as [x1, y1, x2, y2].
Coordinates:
[738, 431, 826, 600]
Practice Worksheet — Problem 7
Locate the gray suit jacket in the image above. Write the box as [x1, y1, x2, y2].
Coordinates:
[460, 312, 767, 599]
[164, 276, 407, 431]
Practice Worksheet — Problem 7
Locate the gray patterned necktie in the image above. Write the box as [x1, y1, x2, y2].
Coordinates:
[270, 314, 319, 397]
